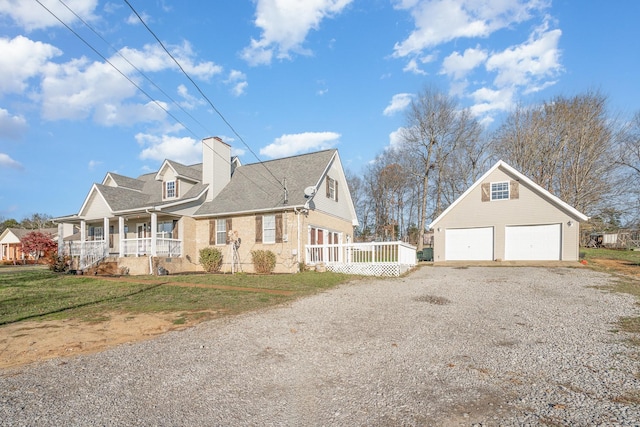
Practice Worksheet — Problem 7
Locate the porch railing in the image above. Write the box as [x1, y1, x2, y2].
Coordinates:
[121, 238, 182, 257]
[64, 238, 182, 270]
[305, 241, 417, 277]
[65, 240, 108, 270]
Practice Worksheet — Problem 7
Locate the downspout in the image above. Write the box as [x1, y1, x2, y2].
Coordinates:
[294, 207, 302, 268]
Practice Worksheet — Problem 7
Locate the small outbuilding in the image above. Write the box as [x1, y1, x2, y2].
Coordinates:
[428, 160, 589, 263]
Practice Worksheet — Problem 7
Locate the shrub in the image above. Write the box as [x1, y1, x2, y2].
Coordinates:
[47, 254, 69, 273]
[199, 247, 223, 273]
[251, 250, 276, 274]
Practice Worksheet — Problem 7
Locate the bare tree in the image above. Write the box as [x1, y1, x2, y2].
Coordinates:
[618, 111, 640, 226]
[491, 91, 620, 215]
[399, 86, 481, 249]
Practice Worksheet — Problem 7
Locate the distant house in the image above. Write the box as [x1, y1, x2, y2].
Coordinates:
[429, 160, 589, 263]
[0, 227, 58, 263]
[54, 137, 359, 274]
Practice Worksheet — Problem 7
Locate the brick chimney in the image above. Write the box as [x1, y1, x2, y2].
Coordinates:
[202, 136, 231, 202]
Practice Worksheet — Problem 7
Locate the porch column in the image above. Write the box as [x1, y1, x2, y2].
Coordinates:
[118, 216, 125, 257]
[80, 220, 86, 262]
[57, 223, 64, 257]
[103, 217, 109, 257]
[150, 212, 157, 256]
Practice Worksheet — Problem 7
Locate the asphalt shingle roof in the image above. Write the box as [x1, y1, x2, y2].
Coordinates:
[194, 149, 336, 216]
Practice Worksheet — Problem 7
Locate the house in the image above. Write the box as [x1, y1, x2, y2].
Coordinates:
[428, 160, 589, 263]
[0, 227, 58, 263]
[54, 137, 359, 274]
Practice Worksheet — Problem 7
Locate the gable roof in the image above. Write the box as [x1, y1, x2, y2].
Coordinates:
[103, 173, 145, 191]
[0, 227, 58, 243]
[155, 160, 202, 183]
[429, 160, 590, 229]
[194, 149, 338, 216]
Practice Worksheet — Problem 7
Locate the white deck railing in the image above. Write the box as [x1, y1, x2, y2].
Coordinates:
[64, 240, 108, 269]
[305, 241, 417, 277]
[63, 237, 182, 270]
[121, 238, 182, 257]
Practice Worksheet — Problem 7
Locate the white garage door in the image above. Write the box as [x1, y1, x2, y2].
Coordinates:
[445, 227, 494, 261]
[505, 224, 561, 261]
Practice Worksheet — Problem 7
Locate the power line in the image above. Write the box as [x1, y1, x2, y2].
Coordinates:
[36, 0, 279, 199]
[35, 0, 198, 139]
[123, 0, 284, 189]
[56, 0, 213, 138]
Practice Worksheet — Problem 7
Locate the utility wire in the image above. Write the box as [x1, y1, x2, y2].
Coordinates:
[37, 0, 279, 198]
[35, 0, 197, 140]
[56, 0, 213, 138]
[123, 0, 284, 189]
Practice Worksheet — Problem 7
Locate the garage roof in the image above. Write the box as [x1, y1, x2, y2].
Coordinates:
[428, 160, 590, 230]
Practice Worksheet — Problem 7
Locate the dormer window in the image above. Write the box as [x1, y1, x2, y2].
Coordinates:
[164, 180, 178, 199]
[491, 182, 509, 200]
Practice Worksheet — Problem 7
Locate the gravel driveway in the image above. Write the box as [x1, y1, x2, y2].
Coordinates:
[1, 266, 639, 426]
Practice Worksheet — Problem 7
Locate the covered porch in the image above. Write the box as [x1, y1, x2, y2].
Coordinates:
[305, 241, 417, 277]
[59, 212, 182, 271]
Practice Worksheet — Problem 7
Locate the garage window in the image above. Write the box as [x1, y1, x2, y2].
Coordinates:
[491, 182, 509, 200]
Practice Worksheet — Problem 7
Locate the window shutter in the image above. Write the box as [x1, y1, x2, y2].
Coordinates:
[172, 220, 179, 239]
[335, 181, 338, 202]
[209, 220, 215, 245]
[326, 177, 331, 198]
[481, 183, 490, 202]
[163, 182, 167, 199]
[275, 213, 283, 243]
[175, 180, 179, 198]
[510, 180, 519, 200]
[225, 218, 232, 244]
[255, 216, 262, 243]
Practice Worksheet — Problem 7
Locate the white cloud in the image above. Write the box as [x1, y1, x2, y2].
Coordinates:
[403, 58, 427, 75]
[387, 128, 405, 151]
[241, 0, 354, 66]
[441, 47, 487, 79]
[469, 86, 514, 116]
[177, 84, 205, 110]
[137, 133, 201, 165]
[226, 70, 248, 96]
[38, 42, 220, 125]
[0, 153, 23, 170]
[486, 21, 562, 90]
[88, 160, 102, 170]
[0, 0, 99, 31]
[392, 0, 549, 58]
[383, 93, 413, 116]
[0, 36, 61, 95]
[117, 42, 222, 80]
[260, 131, 340, 158]
[0, 108, 28, 140]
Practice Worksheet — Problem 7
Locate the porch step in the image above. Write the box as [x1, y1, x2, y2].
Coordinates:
[86, 260, 119, 276]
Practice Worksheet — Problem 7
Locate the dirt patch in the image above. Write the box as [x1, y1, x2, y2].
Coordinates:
[0, 312, 201, 369]
[587, 258, 640, 279]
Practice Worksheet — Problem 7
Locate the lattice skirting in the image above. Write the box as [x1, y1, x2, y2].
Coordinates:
[324, 263, 415, 277]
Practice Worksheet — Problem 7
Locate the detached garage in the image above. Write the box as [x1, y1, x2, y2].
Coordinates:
[429, 161, 589, 263]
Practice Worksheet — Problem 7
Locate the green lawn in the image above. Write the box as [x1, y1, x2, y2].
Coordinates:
[0, 269, 357, 326]
[581, 247, 640, 265]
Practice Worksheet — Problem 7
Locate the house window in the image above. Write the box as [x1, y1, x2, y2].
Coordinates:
[216, 219, 227, 245]
[88, 226, 103, 241]
[166, 181, 176, 198]
[263, 214, 276, 244]
[491, 182, 509, 200]
[157, 221, 175, 239]
[326, 177, 338, 201]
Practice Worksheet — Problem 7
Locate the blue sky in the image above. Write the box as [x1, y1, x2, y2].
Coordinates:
[1, 0, 639, 220]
